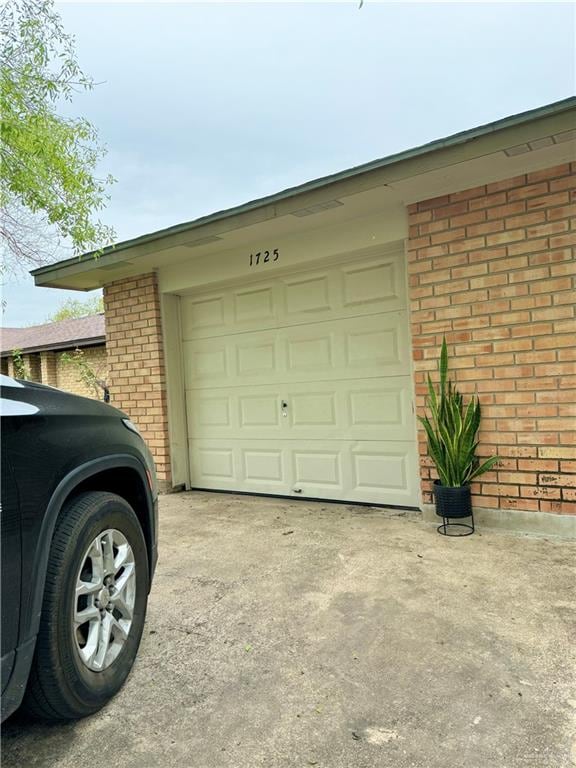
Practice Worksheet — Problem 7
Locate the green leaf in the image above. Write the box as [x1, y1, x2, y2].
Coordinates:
[419, 338, 498, 487]
[468, 456, 501, 482]
[1, 0, 115, 269]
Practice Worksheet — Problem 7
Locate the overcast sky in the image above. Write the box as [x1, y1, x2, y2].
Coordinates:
[4, 1, 575, 326]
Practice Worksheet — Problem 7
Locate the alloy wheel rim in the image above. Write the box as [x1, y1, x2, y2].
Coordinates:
[73, 528, 136, 672]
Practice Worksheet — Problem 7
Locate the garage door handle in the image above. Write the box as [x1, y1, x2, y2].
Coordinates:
[281, 400, 288, 417]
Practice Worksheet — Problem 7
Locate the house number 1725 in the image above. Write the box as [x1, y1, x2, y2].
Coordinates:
[249, 249, 279, 266]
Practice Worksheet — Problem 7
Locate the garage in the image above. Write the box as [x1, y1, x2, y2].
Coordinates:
[30, 99, 576, 534]
[180, 248, 419, 506]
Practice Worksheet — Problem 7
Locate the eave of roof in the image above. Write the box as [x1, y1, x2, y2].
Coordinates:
[31, 95, 576, 281]
[0, 336, 105, 357]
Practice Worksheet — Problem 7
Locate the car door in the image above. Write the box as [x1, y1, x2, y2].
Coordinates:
[1, 421, 21, 693]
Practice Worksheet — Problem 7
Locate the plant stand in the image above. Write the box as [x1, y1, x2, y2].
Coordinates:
[433, 481, 475, 536]
[437, 511, 474, 537]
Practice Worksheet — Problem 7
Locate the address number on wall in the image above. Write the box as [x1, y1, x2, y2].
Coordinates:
[249, 249, 279, 267]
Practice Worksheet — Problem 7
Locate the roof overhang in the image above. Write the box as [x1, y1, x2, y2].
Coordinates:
[0, 336, 106, 357]
[31, 97, 576, 291]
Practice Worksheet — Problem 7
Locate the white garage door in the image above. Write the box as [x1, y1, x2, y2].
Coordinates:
[181, 251, 419, 506]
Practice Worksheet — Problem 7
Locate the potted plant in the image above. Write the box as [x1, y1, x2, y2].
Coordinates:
[418, 338, 499, 527]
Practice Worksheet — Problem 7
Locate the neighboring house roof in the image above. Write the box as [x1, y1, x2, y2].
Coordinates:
[31, 96, 576, 290]
[0, 314, 105, 356]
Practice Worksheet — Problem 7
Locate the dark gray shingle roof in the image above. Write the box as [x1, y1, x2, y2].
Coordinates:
[1, 313, 105, 355]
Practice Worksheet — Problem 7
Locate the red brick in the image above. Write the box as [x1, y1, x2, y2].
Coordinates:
[486, 175, 526, 194]
[409, 210, 433, 225]
[507, 182, 548, 201]
[430, 228, 467, 245]
[450, 185, 487, 202]
[526, 164, 571, 183]
[507, 238, 548, 256]
[551, 261, 576, 276]
[530, 277, 573, 294]
[547, 203, 576, 221]
[470, 274, 508, 289]
[550, 175, 576, 193]
[526, 220, 569, 238]
[486, 202, 526, 220]
[489, 255, 528, 273]
[529, 248, 573, 265]
[417, 245, 450, 259]
[451, 263, 488, 279]
[526, 191, 570, 210]
[418, 218, 450, 235]
[549, 231, 576, 248]
[469, 192, 507, 211]
[417, 194, 451, 212]
[432, 202, 469, 219]
[508, 267, 550, 284]
[450, 210, 487, 228]
[467, 220, 505, 237]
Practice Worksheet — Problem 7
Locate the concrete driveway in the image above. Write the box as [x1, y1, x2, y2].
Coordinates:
[3, 492, 575, 768]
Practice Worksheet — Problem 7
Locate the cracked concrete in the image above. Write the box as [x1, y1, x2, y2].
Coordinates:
[2, 491, 575, 767]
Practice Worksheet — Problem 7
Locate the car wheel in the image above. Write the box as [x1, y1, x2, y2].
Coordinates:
[23, 491, 149, 721]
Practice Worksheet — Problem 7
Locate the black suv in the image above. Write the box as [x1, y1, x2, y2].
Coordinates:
[1, 375, 158, 722]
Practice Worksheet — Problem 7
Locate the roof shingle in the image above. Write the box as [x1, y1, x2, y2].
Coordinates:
[0, 314, 105, 355]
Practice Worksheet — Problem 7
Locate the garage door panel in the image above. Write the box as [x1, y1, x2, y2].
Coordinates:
[188, 346, 228, 381]
[187, 378, 414, 441]
[188, 390, 281, 438]
[293, 450, 342, 487]
[184, 332, 278, 389]
[345, 378, 412, 438]
[182, 252, 407, 340]
[181, 293, 227, 337]
[233, 285, 275, 325]
[286, 334, 334, 374]
[182, 283, 279, 341]
[188, 439, 418, 506]
[184, 313, 410, 389]
[349, 389, 402, 426]
[196, 446, 235, 481]
[353, 449, 409, 492]
[243, 450, 284, 484]
[343, 315, 407, 372]
[290, 392, 337, 427]
[283, 273, 332, 316]
[195, 396, 231, 427]
[342, 260, 398, 307]
[277, 257, 405, 328]
[237, 339, 276, 376]
[239, 394, 279, 428]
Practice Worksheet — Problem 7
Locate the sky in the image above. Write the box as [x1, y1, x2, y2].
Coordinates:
[3, 1, 575, 326]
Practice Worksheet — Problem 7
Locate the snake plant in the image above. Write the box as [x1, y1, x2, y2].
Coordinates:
[418, 338, 499, 487]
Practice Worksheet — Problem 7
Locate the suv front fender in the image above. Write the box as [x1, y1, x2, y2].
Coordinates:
[20, 453, 155, 648]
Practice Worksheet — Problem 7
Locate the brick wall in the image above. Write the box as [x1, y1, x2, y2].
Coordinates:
[40, 350, 57, 387]
[55, 345, 108, 399]
[4, 347, 107, 398]
[103, 273, 171, 487]
[27, 353, 41, 381]
[5, 352, 39, 381]
[408, 163, 576, 517]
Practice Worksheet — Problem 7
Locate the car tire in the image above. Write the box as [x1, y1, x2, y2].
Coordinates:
[22, 491, 149, 721]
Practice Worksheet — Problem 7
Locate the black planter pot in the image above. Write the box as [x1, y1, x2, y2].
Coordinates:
[433, 481, 472, 519]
